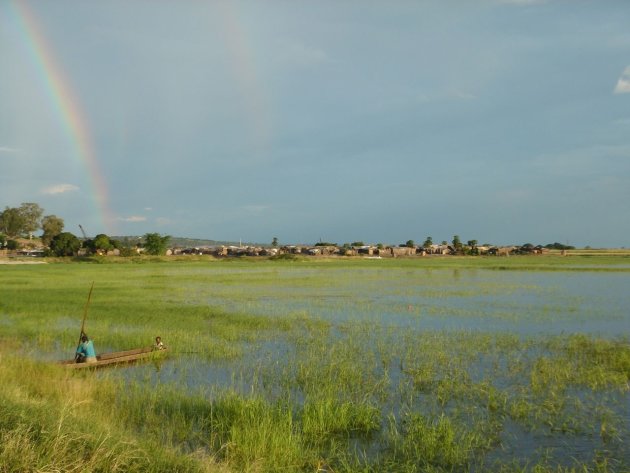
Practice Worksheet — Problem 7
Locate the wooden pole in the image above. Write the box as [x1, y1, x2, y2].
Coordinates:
[76, 281, 95, 355]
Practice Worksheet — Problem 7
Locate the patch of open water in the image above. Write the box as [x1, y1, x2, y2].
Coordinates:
[202, 268, 630, 336]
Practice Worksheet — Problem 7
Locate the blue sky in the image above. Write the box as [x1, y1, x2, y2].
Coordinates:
[1, 1, 629, 247]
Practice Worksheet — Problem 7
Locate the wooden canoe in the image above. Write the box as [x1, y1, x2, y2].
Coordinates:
[60, 346, 168, 369]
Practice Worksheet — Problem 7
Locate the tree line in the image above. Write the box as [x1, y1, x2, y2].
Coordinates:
[0, 202, 170, 256]
[0, 203, 63, 246]
[2, 202, 576, 257]
[314, 234, 574, 254]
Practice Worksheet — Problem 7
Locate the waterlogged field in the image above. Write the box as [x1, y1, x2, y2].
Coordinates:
[0, 256, 629, 472]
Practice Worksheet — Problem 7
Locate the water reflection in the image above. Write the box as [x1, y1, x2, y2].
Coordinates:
[201, 269, 630, 337]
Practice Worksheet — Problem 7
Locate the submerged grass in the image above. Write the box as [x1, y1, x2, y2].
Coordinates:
[0, 258, 629, 471]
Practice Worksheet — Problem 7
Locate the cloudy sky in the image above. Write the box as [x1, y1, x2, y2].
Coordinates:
[1, 1, 629, 247]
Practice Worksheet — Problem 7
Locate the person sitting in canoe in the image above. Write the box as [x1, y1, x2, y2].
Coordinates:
[75, 333, 97, 363]
[154, 336, 165, 351]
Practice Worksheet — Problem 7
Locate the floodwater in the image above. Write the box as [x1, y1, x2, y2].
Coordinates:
[112, 265, 630, 470]
[199, 267, 630, 337]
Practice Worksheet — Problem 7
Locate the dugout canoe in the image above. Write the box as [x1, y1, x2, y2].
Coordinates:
[60, 346, 168, 369]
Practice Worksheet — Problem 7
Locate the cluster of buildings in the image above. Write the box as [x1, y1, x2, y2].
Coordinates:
[167, 243, 550, 258]
[2, 241, 552, 259]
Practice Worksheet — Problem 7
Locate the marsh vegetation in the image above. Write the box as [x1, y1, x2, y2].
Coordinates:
[0, 256, 628, 472]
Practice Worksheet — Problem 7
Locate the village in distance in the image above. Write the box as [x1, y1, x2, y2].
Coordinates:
[1, 201, 610, 260]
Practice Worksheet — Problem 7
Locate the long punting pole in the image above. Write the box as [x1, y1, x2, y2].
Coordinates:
[76, 281, 95, 353]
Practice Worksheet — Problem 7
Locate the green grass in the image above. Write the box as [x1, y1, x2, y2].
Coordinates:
[0, 257, 628, 472]
[0, 354, 224, 473]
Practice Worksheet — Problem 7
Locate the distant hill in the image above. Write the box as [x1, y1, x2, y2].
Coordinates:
[111, 236, 262, 248]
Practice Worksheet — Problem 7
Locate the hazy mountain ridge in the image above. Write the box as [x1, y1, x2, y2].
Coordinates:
[111, 236, 262, 248]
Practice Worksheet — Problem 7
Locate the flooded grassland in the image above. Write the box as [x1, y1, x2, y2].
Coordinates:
[0, 256, 628, 472]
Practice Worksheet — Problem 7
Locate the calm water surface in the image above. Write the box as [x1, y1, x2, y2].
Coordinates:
[197, 267, 630, 336]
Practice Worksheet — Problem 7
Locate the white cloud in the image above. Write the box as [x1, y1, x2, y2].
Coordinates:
[41, 184, 80, 195]
[118, 216, 147, 222]
[278, 40, 329, 68]
[156, 217, 173, 225]
[144, 207, 153, 211]
[0, 146, 22, 154]
[242, 205, 269, 214]
[614, 66, 630, 94]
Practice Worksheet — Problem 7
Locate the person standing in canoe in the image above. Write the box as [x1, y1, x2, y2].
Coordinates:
[76, 333, 97, 363]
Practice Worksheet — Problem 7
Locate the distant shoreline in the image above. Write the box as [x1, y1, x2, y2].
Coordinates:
[0, 259, 47, 265]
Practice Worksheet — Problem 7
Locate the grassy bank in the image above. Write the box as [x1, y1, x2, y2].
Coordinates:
[0, 349, 226, 472]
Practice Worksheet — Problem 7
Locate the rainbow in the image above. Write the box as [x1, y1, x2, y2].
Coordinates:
[217, 2, 272, 154]
[6, 1, 115, 233]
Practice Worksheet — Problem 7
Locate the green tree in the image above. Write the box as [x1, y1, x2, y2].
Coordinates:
[351, 241, 365, 247]
[544, 242, 575, 250]
[41, 215, 64, 246]
[423, 236, 433, 248]
[18, 203, 44, 239]
[272, 237, 278, 248]
[0, 207, 26, 238]
[82, 238, 94, 252]
[6, 239, 18, 250]
[50, 232, 81, 256]
[119, 246, 136, 257]
[93, 234, 113, 252]
[117, 237, 136, 256]
[405, 240, 415, 248]
[467, 239, 479, 255]
[83, 234, 117, 254]
[143, 233, 171, 255]
[452, 235, 462, 250]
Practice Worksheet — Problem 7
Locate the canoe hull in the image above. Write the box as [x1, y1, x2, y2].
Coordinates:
[61, 346, 167, 369]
